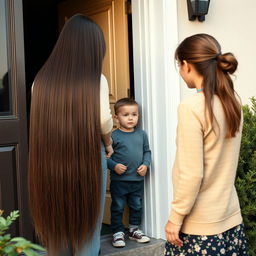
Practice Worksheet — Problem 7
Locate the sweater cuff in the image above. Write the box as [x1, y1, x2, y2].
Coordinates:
[142, 161, 150, 167]
[107, 159, 118, 171]
[168, 210, 185, 226]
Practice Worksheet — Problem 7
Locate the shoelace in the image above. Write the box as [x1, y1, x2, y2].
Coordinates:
[114, 232, 124, 240]
[133, 229, 144, 237]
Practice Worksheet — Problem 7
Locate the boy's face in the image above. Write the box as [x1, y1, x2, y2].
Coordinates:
[115, 105, 139, 132]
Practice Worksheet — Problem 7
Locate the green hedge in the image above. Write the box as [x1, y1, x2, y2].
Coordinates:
[236, 97, 256, 256]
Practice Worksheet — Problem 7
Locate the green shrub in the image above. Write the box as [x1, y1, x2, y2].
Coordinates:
[0, 210, 45, 256]
[236, 97, 256, 256]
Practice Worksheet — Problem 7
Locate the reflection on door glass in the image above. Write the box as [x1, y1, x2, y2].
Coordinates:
[0, 0, 11, 115]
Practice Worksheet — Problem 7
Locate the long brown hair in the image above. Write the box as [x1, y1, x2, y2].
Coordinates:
[175, 33, 241, 138]
[29, 14, 105, 254]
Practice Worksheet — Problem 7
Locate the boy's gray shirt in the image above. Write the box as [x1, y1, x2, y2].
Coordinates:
[107, 128, 151, 181]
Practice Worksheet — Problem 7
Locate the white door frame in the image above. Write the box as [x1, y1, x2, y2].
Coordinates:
[132, 0, 180, 239]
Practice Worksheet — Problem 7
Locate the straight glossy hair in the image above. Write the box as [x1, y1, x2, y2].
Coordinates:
[175, 33, 241, 138]
[29, 14, 105, 255]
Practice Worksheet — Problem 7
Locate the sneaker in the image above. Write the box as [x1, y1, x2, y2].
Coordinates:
[128, 228, 150, 243]
[112, 231, 126, 248]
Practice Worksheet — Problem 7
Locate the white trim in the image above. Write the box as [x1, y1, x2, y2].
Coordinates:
[132, 0, 180, 239]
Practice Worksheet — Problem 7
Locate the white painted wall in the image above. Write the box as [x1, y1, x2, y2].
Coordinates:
[132, 0, 256, 240]
[177, 0, 256, 105]
[132, 0, 180, 239]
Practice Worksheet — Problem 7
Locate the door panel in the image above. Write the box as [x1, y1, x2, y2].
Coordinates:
[0, 146, 18, 235]
[90, 8, 116, 102]
[58, 0, 130, 226]
[0, 13, 11, 115]
[58, 0, 130, 104]
[0, 0, 33, 240]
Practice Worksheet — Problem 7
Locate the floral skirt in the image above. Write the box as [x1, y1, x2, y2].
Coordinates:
[165, 224, 248, 256]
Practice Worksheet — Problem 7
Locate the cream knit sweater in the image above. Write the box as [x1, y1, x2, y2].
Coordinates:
[100, 74, 113, 135]
[169, 93, 243, 235]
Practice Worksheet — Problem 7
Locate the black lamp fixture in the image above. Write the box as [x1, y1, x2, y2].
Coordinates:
[187, 0, 210, 22]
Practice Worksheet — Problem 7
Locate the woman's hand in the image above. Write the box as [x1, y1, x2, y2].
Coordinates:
[165, 220, 183, 247]
[105, 144, 113, 158]
[102, 133, 113, 158]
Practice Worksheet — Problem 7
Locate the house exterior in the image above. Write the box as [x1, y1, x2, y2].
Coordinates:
[129, 0, 256, 240]
[0, 0, 255, 242]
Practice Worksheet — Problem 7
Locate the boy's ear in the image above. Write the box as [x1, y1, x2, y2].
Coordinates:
[114, 115, 119, 122]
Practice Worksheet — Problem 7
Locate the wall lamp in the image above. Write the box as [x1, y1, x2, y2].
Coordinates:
[187, 0, 210, 22]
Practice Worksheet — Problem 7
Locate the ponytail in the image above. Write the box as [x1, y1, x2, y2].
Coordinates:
[175, 34, 241, 138]
[215, 53, 241, 137]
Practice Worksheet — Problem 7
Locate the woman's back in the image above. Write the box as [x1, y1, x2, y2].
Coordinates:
[165, 33, 248, 256]
[29, 14, 108, 255]
[172, 93, 243, 235]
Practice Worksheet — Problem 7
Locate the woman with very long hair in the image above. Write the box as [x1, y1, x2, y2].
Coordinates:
[29, 14, 113, 256]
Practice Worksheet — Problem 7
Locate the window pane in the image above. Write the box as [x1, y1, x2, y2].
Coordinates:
[0, 0, 11, 115]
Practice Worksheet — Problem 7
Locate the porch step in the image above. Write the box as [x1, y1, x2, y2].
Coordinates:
[36, 235, 166, 256]
[101, 234, 165, 256]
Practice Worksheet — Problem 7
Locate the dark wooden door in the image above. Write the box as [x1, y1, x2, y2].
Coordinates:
[0, 0, 33, 240]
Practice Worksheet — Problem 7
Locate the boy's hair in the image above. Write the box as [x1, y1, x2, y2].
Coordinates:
[114, 98, 138, 114]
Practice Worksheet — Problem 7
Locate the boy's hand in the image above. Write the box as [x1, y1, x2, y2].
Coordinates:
[114, 164, 127, 175]
[137, 165, 148, 176]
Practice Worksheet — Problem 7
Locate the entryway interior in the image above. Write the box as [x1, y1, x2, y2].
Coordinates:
[23, 0, 134, 236]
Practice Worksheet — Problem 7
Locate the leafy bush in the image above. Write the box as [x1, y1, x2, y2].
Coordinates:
[236, 97, 256, 256]
[0, 210, 45, 256]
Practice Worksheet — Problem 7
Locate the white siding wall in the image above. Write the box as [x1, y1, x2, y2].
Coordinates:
[132, 0, 256, 240]
[132, 0, 180, 239]
[177, 0, 256, 104]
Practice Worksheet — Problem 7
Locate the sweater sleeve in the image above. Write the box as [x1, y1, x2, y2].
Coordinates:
[107, 134, 118, 170]
[142, 131, 151, 167]
[100, 74, 113, 135]
[107, 158, 119, 171]
[169, 102, 204, 226]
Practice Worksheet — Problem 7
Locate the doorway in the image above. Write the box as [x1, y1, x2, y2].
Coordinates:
[23, 0, 134, 236]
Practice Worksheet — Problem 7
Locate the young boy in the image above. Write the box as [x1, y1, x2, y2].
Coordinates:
[107, 98, 151, 248]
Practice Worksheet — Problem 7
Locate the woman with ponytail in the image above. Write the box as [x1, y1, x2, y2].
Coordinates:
[29, 14, 113, 256]
[165, 34, 248, 255]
